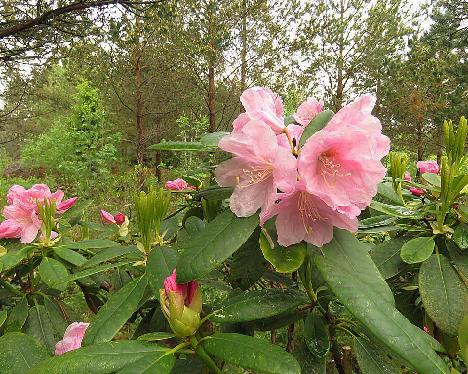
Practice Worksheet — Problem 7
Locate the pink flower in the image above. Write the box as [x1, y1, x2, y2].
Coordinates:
[294, 97, 324, 126]
[276, 124, 304, 152]
[114, 212, 126, 226]
[0, 184, 76, 243]
[417, 161, 439, 174]
[165, 178, 193, 191]
[404, 171, 412, 182]
[410, 187, 424, 197]
[164, 269, 199, 307]
[100, 210, 127, 225]
[260, 181, 358, 247]
[54, 322, 89, 355]
[215, 120, 297, 217]
[239, 87, 285, 134]
[298, 125, 387, 218]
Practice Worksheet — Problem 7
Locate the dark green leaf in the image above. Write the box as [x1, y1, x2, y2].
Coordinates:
[459, 314, 468, 361]
[24, 305, 57, 354]
[370, 237, 406, 279]
[400, 237, 435, 264]
[299, 110, 334, 147]
[446, 240, 468, 279]
[377, 182, 405, 205]
[117, 352, 175, 373]
[0, 310, 7, 328]
[304, 310, 330, 358]
[38, 257, 69, 291]
[5, 297, 29, 332]
[453, 224, 468, 250]
[0, 246, 34, 271]
[67, 261, 133, 282]
[210, 288, 309, 323]
[82, 246, 141, 268]
[370, 201, 422, 219]
[63, 239, 118, 250]
[0, 333, 50, 374]
[137, 332, 175, 341]
[354, 337, 399, 374]
[176, 210, 258, 282]
[28, 341, 167, 374]
[419, 254, 468, 336]
[53, 247, 87, 266]
[146, 246, 177, 296]
[184, 216, 205, 235]
[43, 297, 68, 336]
[149, 141, 214, 152]
[83, 276, 148, 345]
[193, 186, 233, 201]
[359, 215, 396, 229]
[203, 333, 301, 374]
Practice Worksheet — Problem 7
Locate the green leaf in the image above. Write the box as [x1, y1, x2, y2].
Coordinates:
[43, 297, 67, 336]
[203, 333, 301, 374]
[400, 237, 435, 264]
[459, 314, 468, 361]
[419, 254, 468, 336]
[0, 333, 50, 374]
[117, 352, 175, 374]
[0, 246, 34, 271]
[63, 239, 118, 250]
[453, 224, 468, 250]
[82, 246, 141, 268]
[210, 288, 309, 323]
[53, 247, 87, 266]
[299, 110, 334, 147]
[446, 240, 468, 279]
[176, 210, 258, 282]
[314, 229, 449, 374]
[146, 246, 177, 296]
[422, 173, 441, 187]
[149, 141, 214, 152]
[370, 201, 422, 219]
[0, 310, 7, 328]
[137, 332, 176, 341]
[67, 261, 133, 282]
[377, 182, 405, 205]
[193, 186, 233, 201]
[38, 257, 69, 291]
[359, 215, 396, 229]
[303, 310, 330, 358]
[24, 305, 57, 354]
[28, 341, 168, 374]
[4, 297, 29, 332]
[184, 216, 205, 235]
[370, 237, 406, 279]
[354, 337, 399, 374]
[83, 276, 148, 345]
[259, 230, 306, 273]
[200, 132, 229, 147]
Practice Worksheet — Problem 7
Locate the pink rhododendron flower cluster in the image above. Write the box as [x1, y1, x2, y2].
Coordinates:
[55, 322, 89, 355]
[165, 178, 195, 191]
[0, 184, 77, 243]
[215, 87, 390, 247]
[417, 160, 439, 174]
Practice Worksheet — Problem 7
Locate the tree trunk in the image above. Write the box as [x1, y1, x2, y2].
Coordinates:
[134, 19, 144, 164]
[208, 61, 216, 132]
[240, 0, 247, 110]
[334, 0, 345, 111]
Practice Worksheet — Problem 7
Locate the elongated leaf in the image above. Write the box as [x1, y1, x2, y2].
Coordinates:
[370, 201, 422, 219]
[43, 297, 68, 336]
[304, 310, 330, 358]
[377, 182, 405, 205]
[117, 352, 175, 373]
[27, 341, 167, 374]
[354, 337, 399, 374]
[259, 231, 306, 273]
[459, 314, 468, 361]
[210, 288, 309, 323]
[370, 237, 406, 279]
[67, 261, 133, 282]
[184, 216, 205, 235]
[419, 254, 468, 336]
[5, 297, 29, 332]
[146, 246, 177, 296]
[299, 110, 334, 147]
[446, 240, 468, 279]
[82, 246, 141, 268]
[422, 173, 441, 187]
[83, 276, 147, 345]
[53, 247, 87, 266]
[0, 246, 34, 271]
[359, 215, 396, 229]
[200, 132, 229, 147]
[0, 333, 50, 374]
[176, 210, 258, 282]
[0, 310, 6, 328]
[137, 332, 175, 341]
[453, 224, 468, 250]
[24, 305, 57, 354]
[149, 141, 214, 152]
[400, 237, 435, 264]
[38, 257, 69, 291]
[193, 186, 233, 201]
[203, 333, 301, 374]
[63, 239, 118, 250]
[315, 229, 449, 374]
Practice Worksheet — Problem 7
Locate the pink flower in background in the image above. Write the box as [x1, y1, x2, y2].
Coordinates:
[298, 126, 387, 218]
[417, 161, 439, 174]
[239, 87, 285, 134]
[100, 210, 127, 225]
[164, 269, 199, 307]
[0, 184, 76, 243]
[215, 120, 297, 217]
[55, 322, 89, 355]
[410, 187, 425, 197]
[260, 181, 358, 247]
[404, 171, 412, 182]
[165, 178, 193, 191]
[294, 97, 324, 126]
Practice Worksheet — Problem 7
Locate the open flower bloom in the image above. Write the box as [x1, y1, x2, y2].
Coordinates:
[298, 95, 389, 217]
[233, 87, 285, 134]
[410, 187, 425, 197]
[55, 322, 89, 355]
[160, 269, 202, 337]
[215, 120, 297, 217]
[165, 178, 194, 191]
[0, 184, 76, 243]
[417, 160, 439, 174]
[260, 181, 358, 247]
[276, 124, 304, 153]
[294, 97, 324, 126]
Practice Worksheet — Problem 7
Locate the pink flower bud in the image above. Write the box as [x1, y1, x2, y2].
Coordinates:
[163, 269, 198, 306]
[114, 212, 126, 226]
[417, 161, 439, 174]
[100, 209, 116, 224]
[165, 178, 193, 191]
[404, 171, 412, 182]
[55, 322, 89, 355]
[56, 197, 77, 213]
[410, 187, 425, 197]
[423, 325, 430, 334]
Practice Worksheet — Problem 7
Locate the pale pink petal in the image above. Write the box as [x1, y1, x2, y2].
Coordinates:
[232, 113, 250, 131]
[55, 322, 89, 355]
[277, 124, 304, 151]
[57, 197, 77, 213]
[0, 219, 22, 238]
[230, 179, 274, 217]
[215, 157, 251, 187]
[100, 210, 116, 224]
[272, 147, 297, 194]
[416, 161, 439, 174]
[294, 97, 324, 126]
[165, 178, 189, 191]
[404, 171, 412, 182]
[20, 223, 40, 243]
[6, 185, 26, 204]
[50, 190, 65, 205]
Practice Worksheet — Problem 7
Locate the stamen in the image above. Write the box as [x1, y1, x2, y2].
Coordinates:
[238, 165, 273, 188]
[297, 192, 326, 234]
[319, 154, 350, 187]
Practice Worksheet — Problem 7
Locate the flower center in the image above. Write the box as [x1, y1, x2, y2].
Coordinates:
[238, 165, 273, 188]
[298, 192, 325, 234]
[319, 153, 350, 187]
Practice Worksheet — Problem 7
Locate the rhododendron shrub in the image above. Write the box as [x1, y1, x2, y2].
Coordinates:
[0, 96, 465, 374]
